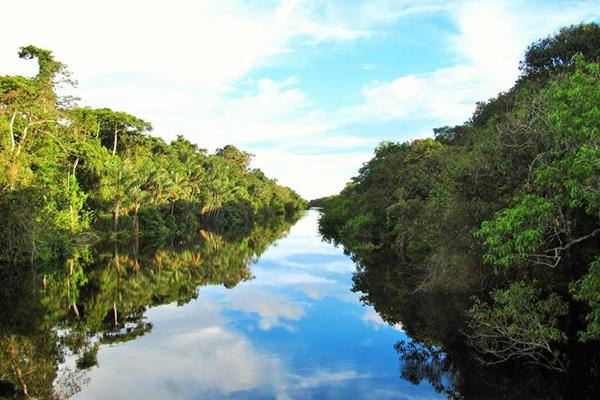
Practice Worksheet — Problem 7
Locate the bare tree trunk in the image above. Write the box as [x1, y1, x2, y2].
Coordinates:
[113, 199, 120, 232]
[69, 157, 81, 232]
[72, 157, 79, 176]
[112, 128, 118, 156]
[132, 207, 139, 240]
[8, 111, 16, 151]
[132, 207, 139, 270]
[7, 125, 29, 189]
[114, 242, 120, 272]
[113, 301, 118, 327]
[7, 118, 53, 189]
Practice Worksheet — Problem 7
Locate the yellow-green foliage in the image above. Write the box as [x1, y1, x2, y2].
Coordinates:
[0, 46, 306, 264]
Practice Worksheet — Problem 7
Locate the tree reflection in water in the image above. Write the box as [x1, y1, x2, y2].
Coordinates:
[351, 251, 600, 400]
[0, 217, 295, 399]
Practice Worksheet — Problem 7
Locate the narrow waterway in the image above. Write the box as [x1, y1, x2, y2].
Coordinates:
[68, 210, 444, 399]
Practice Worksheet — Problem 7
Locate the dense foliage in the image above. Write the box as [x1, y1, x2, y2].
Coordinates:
[0, 46, 306, 265]
[318, 23, 600, 380]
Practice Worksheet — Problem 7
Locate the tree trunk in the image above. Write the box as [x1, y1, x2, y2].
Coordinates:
[68, 157, 80, 233]
[132, 208, 139, 239]
[8, 111, 16, 151]
[114, 242, 120, 272]
[112, 128, 118, 156]
[113, 199, 120, 232]
[6, 118, 53, 189]
[72, 157, 79, 176]
[113, 301, 118, 327]
[132, 207, 139, 265]
[68, 169, 74, 232]
[7, 124, 29, 189]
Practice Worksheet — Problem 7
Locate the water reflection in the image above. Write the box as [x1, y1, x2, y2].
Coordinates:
[350, 245, 600, 399]
[1, 211, 443, 399]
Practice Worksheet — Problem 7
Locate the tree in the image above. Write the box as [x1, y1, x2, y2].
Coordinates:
[1, 43, 306, 266]
[521, 23, 600, 77]
[0, 46, 65, 191]
[317, 24, 600, 379]
[90, 108, 152, 156]
[468, 282, 568, 371]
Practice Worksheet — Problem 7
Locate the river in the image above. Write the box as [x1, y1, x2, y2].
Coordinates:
[58, 209, 443, 399]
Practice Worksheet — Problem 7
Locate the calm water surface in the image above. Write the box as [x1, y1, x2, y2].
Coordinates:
[69, 210, 444, 399]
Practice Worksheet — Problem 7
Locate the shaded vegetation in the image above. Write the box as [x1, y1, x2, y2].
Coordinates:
[318, 23, 600, 398]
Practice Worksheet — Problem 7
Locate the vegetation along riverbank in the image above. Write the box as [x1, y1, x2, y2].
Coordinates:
[0, 46, 307, 267]
[317, 23, 600, 398]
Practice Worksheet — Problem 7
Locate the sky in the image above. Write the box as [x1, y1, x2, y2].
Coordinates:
[1, 0, 599, 199]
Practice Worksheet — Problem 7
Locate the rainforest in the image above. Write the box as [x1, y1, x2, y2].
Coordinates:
[0, 45, 307, 266]
[317, 23, 600, 398]
[1, 12, 600, 400]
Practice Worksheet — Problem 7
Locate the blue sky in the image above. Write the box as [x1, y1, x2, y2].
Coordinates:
[2, 0, 599, 198]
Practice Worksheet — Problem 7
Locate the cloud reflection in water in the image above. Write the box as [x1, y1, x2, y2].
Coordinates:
[73, 211, 443, 399]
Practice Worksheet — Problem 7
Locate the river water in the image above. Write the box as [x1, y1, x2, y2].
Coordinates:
[64, 210, 443, 399]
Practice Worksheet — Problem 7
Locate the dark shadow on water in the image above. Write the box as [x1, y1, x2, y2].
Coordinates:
[350, 250, 600, 400]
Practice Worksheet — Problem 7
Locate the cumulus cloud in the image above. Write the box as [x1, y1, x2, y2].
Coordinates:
[338, 65, 481, 125]
[336, 1, 600, 128]
[0, 0, 375, 82]
[2, 0, 599, 199]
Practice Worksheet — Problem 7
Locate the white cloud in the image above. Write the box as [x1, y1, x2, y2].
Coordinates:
[337, 1, 600, 129]
[362, 309, 404, 333]
[226, 288, 307, 330]
[0, 1, 372, 82]
[252, 148, 373, 199]
[2, 0, 599, 199]
[337, 65, 481, 125]
[202, 77, 328, 147]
